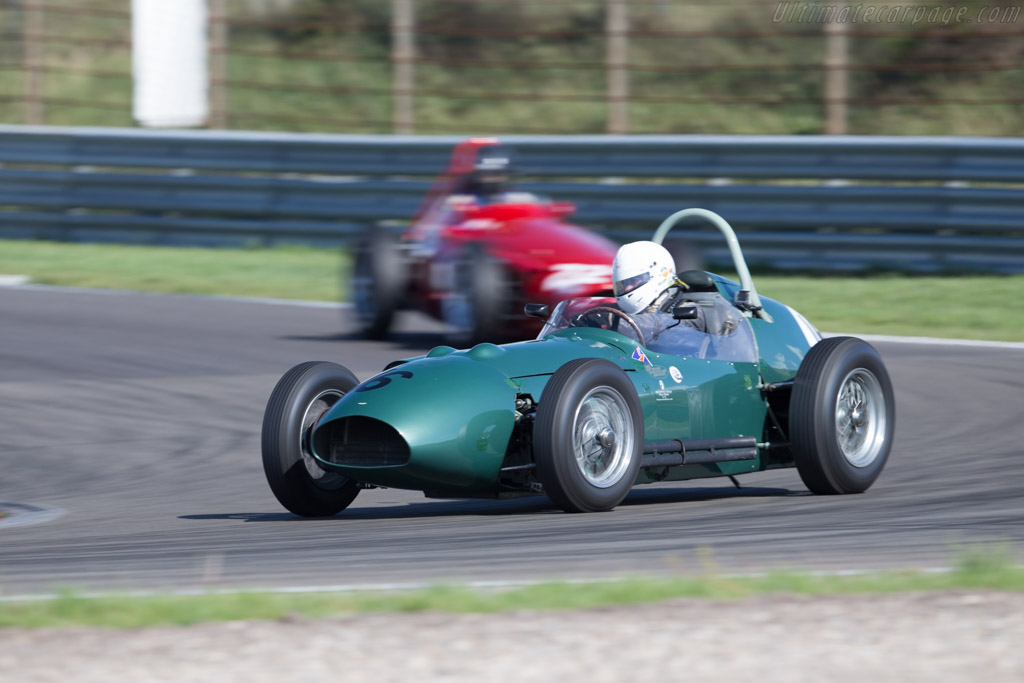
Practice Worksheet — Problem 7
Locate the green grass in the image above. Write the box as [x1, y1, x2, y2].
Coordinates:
[1, 546, 1021, 629]
[2, 239, 1022, 342]
[751, 273, 1024, 341]
[0, 240, 342, 302]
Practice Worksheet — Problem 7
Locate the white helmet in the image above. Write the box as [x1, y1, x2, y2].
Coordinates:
[612, 241, 676, 315]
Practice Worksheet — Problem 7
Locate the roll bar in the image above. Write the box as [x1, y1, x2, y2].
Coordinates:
[651, 208, 771, 321]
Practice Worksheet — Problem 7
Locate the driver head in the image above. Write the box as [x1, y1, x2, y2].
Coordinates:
[612, 241, 676, 314]
[469, 146, 514, 196]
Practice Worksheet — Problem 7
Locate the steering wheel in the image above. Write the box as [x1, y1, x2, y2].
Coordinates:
[574, 306, 645, 347]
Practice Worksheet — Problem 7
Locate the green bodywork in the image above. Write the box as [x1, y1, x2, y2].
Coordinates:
[311, 208, 819, 499]
[310, 279, 817, 498]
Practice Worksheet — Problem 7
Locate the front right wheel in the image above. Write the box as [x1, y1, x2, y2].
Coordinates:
[789, 336, 895, 494]
[533, 359, 643, 513]
[350, 227, 404, 340]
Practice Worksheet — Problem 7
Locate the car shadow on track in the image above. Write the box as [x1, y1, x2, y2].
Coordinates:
[620, 485, 801, 508]
[180, 497, 553, 522]
[180, 485, 799, 523]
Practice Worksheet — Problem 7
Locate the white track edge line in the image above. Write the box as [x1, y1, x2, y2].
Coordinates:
[4, 283, 347, 309]
[822, 331, 1024, 350]
[6, 284, 1023, 349]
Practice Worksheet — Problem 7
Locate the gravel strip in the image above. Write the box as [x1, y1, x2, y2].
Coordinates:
[2, 591, 1022, 682]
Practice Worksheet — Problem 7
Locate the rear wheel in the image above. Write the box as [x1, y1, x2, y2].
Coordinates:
[534, 359, 643, 513]
[351, 227, 404, 339]
[790, 337, 895, 494]
[262, 361, 361, 516]
[442, 241, 510, 347]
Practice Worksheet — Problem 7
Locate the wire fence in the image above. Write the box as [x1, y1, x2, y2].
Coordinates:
[1, 0, 1023, 135]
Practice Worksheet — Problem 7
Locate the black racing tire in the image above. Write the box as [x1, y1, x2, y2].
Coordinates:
[790, 336, 895, 495]
[262, 361, 362, 516]
[534, 358, 644, 513]
[442, 241, 510, 347]
[350, 226, 404, 340]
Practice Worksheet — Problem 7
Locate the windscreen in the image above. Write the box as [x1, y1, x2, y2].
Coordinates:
[538, 296, 756, 363]
[538, 297, 642, 345]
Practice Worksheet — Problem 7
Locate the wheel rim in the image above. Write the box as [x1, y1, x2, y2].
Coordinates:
[300, 389, 349, 490]
[572, 386, 634, 488]
[834, 368, 887, 468]
[442, 291, 474, 339]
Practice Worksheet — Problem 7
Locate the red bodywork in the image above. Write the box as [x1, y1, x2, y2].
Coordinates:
[400, 138, 619, 337]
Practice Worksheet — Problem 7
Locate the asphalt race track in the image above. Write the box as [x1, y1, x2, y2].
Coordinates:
[1, 287, 1022, 596]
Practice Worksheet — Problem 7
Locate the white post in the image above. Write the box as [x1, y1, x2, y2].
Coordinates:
[132, 0, 209, 128]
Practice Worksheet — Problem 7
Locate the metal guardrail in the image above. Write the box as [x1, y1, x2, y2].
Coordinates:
[1, 125, 1023, 272]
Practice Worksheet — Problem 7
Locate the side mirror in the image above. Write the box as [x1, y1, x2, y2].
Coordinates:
[524, 303, 550, 320]
[672, 303, 699, 321]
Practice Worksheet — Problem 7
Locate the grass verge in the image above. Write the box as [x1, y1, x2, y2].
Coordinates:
[1, 240, 1022, 342]
[1, 547, 1021, 629]
[750, 272, 1024, 342]
[0, 241, 342, 303]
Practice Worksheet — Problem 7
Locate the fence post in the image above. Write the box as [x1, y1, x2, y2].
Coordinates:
[605, 0, 629, 134]
[391, 0, 415, 135]
[824, 16, 849, 135]
[209, 0, 228, 129]
[23, 0, 44, 125]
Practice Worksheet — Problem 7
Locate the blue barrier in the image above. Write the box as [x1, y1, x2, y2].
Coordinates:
[1, 125, 1022, 271]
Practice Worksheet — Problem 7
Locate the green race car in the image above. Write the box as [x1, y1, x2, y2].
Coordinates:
[262, 208, 895, 514]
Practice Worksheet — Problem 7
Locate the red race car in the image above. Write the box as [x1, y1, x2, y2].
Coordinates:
[351, 138, 620, 345]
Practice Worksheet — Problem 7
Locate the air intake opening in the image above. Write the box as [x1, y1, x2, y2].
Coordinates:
[314, 416, 410, 468]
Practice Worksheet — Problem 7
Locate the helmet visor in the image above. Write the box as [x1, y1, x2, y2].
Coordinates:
[613, 272, 650, 297]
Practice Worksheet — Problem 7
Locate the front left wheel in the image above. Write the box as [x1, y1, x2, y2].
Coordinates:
[534, 359, 644, 513]
[442, 241, 511, 347]
[262, 361, 362, 516]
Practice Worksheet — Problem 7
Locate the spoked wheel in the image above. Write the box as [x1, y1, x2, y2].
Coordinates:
[790, 336, 895, 494]
[442, 241, 510, 347]
[534, 358, 643, 512]
[262, 361, 362, 516]
[835, 368, 888, 467]
[350, 226, 404, 339]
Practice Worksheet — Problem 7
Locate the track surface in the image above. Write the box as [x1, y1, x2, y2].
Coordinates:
[1, 288, 1022, 595]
